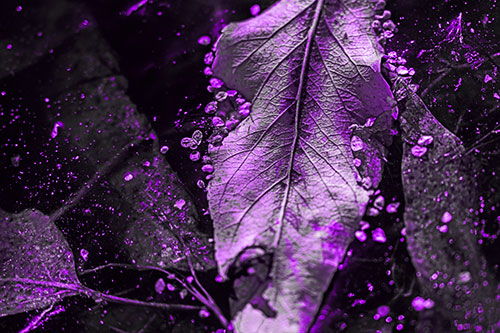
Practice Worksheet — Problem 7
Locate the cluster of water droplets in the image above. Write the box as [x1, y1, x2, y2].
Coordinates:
[175, 45, 253, 189]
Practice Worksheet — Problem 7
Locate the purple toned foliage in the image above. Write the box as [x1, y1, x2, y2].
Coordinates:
[0, 209, 80, 317]
[207, 0, 395, 330]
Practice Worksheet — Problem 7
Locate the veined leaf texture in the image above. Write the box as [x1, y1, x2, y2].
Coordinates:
[207, 0, 395, 331]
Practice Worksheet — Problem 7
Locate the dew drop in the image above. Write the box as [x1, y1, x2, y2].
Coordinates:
[155, 278, 166, 294]
[80, 248, 89, 261]
[190, 150, 201, 162]
[197, 35, 211, 46]
[372, 228, 387, 243]
[209, 77, 223, 89]
[124, 172, 134, 182]
[250, 4, 261, 16]
[160, 145, 169, 154]
[227, 90, 237, 97]
[201, 164, 214, 173]
[197, 179, 206, 189]
[374, 195, 385, 210]
[438, 225, 448, 233]
[386, 202, 400, 213]
[411, 145, 427, 157]
[212, 116, 225, 127]
[377, 305, 390, 317]
[351, 135, 363, 151]
[355, 230, 367, 242]
[180, 137, 193, 148]
[174, 199, 186, 210]
[205, 101, 217, 114]
[199, 308, 210, 318]
[361, 177, 372, 190]
[458, 271, 471, 283]
[353, 158, 362, 167]
[192, 130, 203, 145]
[203, 67, 213, 76]
[215, 91, 228, 102]
[417, 135, 433, 146]
[204, 52, 214, 65]
[396, 66, 409, 75]
[441, 211, 452, 223]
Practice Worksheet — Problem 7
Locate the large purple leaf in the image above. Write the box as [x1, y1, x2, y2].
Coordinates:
[396, 82, 500, 330]
[207, 0, 394, 330]
[0, 209, 81, 317]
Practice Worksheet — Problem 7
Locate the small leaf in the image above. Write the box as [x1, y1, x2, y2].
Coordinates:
[396, 82, 500, 330]
[0, 209, 81, 317]
[208, 0, 395, 330]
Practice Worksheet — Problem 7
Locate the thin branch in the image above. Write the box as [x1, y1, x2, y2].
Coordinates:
[1, 277, 201, 312]
[79, 262, 231, 328]
[19, 303, 54, 333]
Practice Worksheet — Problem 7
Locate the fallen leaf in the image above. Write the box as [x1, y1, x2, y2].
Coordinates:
[0, 209, 82, 317]
[208, 0, 394, 330]
[396, 81, 500, 330]
[37, 26, 215, 271]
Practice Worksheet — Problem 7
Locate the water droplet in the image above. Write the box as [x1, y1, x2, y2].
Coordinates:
[204, 52, 214, 65]
[215, 91, 228, 102]
[360, 221, 370, 230]
[355, 230, 367, 242]
[386, 202, 400, 213]
[351, 135, 363, 151]
[167, 283, 175, 291]
[441, 211, 452, 223]
[361, 177, 372, 190]
[209, 77, 223, 89]
[411, 145, 427, 157]
[227, 90, 237, 97]
[364, 117, 375, 127]
[458, 271, 471, 283]
[197, 179, 206, 189]
[192, 130, 203, 146]
[417, 135, 433, 146]
[174, 199, 186, 210]
[181, 137, 193, 148]
[199, 308, 210, 318]
[124, 172, 134, 182]
[160, 145, 169, 154]
[186, 276, 194, 283]
[377, 305, 390, 317]
[205, 101, 217, 114]
[197, 35, 211, 46]
[236, 97, 246, 104]
[190, 150, 201, 161]
[372, 228, 387, 243]
[250, 4, 261, 16]
[201, 164, 214, 173]
[353, 158, 362, 167]
[80, 248, 89, 261]
[203, 67, 213, 76]
[51, 121, 64, 138]
[438, 225, 448, 233]
[484, 74, 493, 83]
[212, 116, 225, 127]
[396, 66, 409, 75]
[155, 278, 166, 294]
[179, 288, 188, 299]
[373, 195, 385, 210]
[367, 207, 380, 216]
[202, 155, 211, 164]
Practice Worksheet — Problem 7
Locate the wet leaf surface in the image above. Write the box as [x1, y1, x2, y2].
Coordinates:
[396, 81, 500, 331]
[0, 209, 81, 317]
[207, 0, 394, 330]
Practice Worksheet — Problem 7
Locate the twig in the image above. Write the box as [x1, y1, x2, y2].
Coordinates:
[19, 303, 54, 333]
[421, 68, 451, 98]
[0, 277, 201, 312]
[79, 262, 231, 329]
